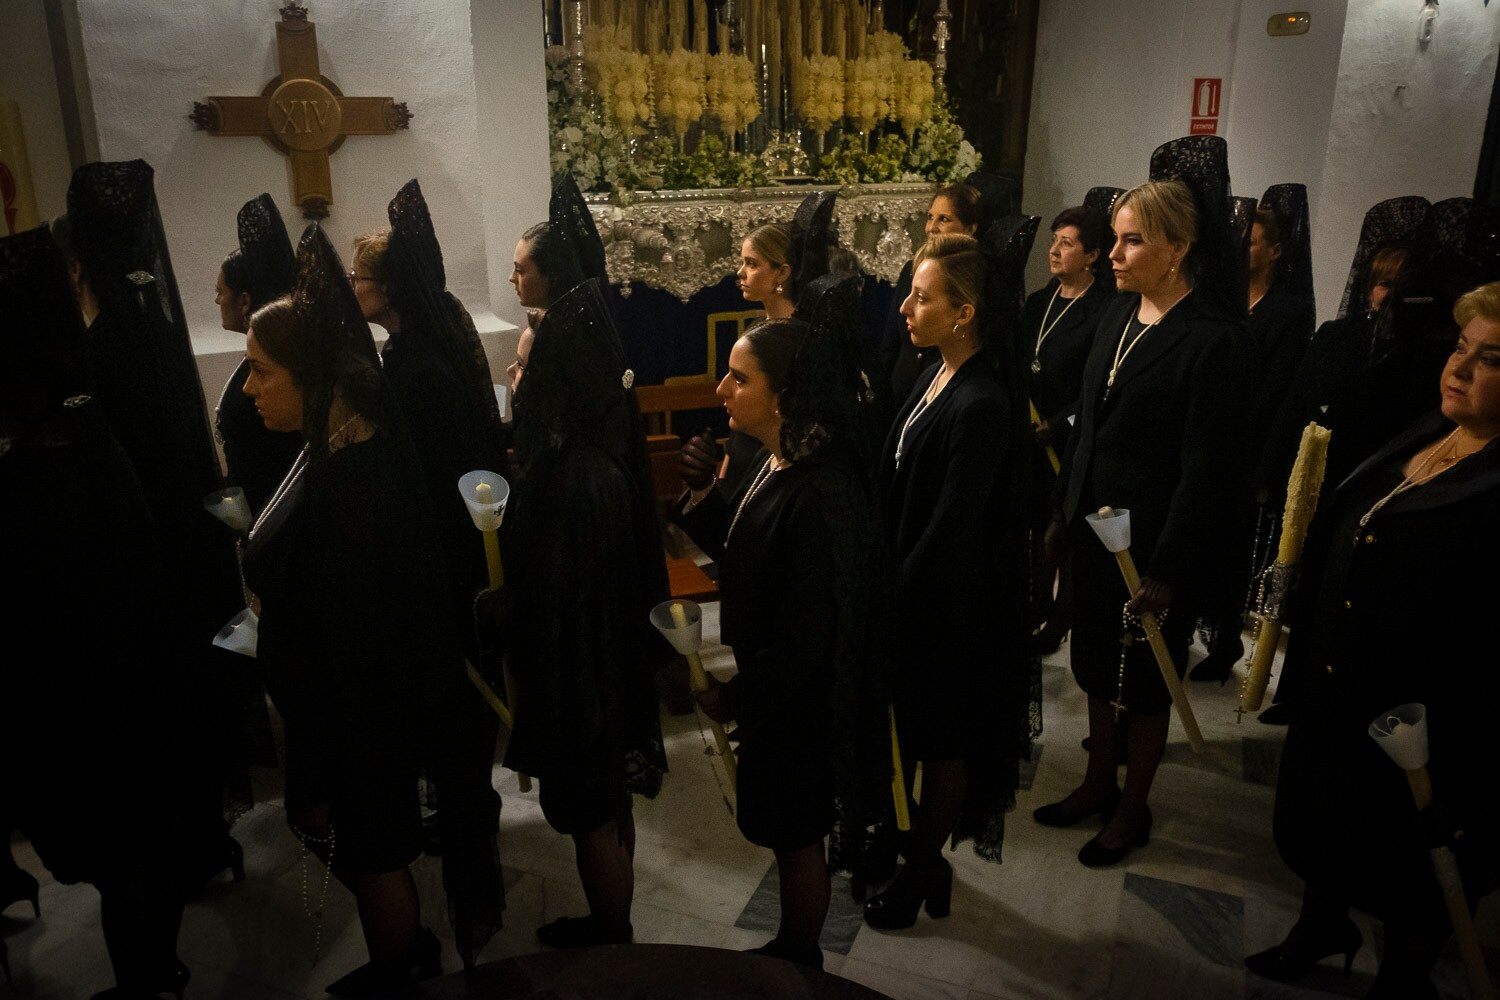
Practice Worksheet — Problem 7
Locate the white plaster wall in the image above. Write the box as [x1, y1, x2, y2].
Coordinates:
[0, 1, 73, 222]
[73, 0, 500, 355]
[1222, 0, 1349, 228]
[472, 0, 553, 341]
[1020, 0, 1239, 291]
[1311, 0, 1500, 319]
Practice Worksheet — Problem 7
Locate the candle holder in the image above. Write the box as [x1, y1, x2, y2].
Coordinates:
[650, 599, 737, 792]
[203, 486, 253, 534]
[212, 607, 259, 658]
[1369, 704, 1496, 1000]
[1085, 506, 1205, 754]
[458, 469, 528, 788]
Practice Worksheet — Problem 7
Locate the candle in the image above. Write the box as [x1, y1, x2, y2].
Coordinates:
[769, 14, 782, 125]
[695, 0, 708, 51]
[670, 0, 684, 50]
[833, 1, 846, 59]
[809, 2, 823, 57]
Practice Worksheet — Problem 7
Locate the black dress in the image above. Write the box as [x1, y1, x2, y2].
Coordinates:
[674, 456, 877, 853]
[1246, 282, 1316, 449]
[242, 430, 462, 874]
[1055, 290, 1251, 712]
[1273, 411, 1500, 922]
[216, 358, 303, 516]
[1, 404, 190, 885]
[880, 356, 1036, 859]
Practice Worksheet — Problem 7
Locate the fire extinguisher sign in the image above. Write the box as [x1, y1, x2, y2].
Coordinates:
[1191, 78, 1222, 135]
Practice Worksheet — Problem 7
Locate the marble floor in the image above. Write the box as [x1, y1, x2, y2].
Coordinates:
[4, 607, 1497, 999]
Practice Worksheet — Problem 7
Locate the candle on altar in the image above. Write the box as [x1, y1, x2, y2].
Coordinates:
[833, 1, 846, 59]
[670, 0, 684, 50]
[695, 0, 708, 51]
[716, 5, 726, 53]
[808, 2, 823, 57]
[769, 12, 782, 124]
[785, 0, 801, 100]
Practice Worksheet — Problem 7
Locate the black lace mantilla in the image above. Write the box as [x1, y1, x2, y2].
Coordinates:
[1260, 183, 1314, 305]
[1148, 135, 1244, 323]
[1336, 196, 1430, 320]
[236, 193, 296, 307]
[384, 178, 505, 446]
[1083, 186, 1124, 288]
[0, 227, 91, 414]
[290, 224, 385, 472]
[548, 173, 609, 297]
[789, 190, 838, 302]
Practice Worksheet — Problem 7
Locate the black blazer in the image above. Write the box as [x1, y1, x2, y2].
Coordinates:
[1054, 290, 1251, 589]
[1247, 282, 1316, 438]
[1021, 276, 1115, 454]
[880, 355, 1019, 665]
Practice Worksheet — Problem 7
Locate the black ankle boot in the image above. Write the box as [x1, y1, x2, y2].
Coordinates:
[863, 858, 953, 930]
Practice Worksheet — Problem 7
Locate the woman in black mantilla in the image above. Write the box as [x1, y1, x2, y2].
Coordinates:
[214, 193, 302, 516]
[1, 225, 192, 1000]
[865, 218, 1044, 930]
[240, 226, 473, 995]
[346, 178, 507, 966]
[1246, 281, 1500, 998]
[672, 274, 891, 969]
[55, 160, 251, 887]
[1036, 137, 1251, 867]
[494, 175, 669, 949]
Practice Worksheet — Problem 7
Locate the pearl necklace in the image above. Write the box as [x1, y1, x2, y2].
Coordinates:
[893, 364, 956, 468]
[726, 456, 779, 544]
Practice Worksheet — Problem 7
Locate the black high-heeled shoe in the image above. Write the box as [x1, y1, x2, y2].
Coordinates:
[747, 937, 824, 970]
[1243, 917, 1361, 982]
[1189, 647, 1240, 685]
[862, 858, 952, 930]
[326, 927, 441, 997]
[1033, 786, 1121, 828]
[0, 868, 40, 918]
[1078, 809, 1152, 867]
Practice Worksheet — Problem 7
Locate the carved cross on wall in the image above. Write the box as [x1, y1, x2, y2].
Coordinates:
[189, 2, 413, 219]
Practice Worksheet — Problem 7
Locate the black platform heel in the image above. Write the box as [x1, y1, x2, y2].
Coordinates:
[0, 868, 40, 918]
[862, 858, 952, 930]
[1243, 917, 1362, 982]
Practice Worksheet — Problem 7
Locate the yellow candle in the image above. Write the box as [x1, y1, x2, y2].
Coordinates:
[809, 3, 823, 58]
[695, 0, 708, 51]
[833, 2, 846, 60]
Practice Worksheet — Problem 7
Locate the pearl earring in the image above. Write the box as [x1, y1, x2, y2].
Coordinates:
[775, 283, 784, 294]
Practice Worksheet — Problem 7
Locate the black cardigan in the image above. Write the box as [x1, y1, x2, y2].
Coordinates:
[1054, 290, 1251, 590]
[1021, 276, 1115, 454]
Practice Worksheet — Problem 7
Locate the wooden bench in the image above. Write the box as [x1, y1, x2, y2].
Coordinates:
[667, 556, 719, 604]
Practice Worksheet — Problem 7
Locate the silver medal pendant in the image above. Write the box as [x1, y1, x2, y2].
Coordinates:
[1030, 358, 1042, 374]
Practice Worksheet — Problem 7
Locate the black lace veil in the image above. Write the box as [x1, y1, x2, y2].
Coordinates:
[965, 171, 1022, 236]
[1373, 197, 1500, 360]
[1336, 196, 1430, 320]
[1259, 183, 1314, 305]
[235, 193, 296, 308]
[0, 227, 91, 419]
[546, 173, 609, 297]
[289, 224, 384, 472]
[1148, 136, 1243, 322]
[1083, 186, 1124, 288]
[789, 190, 838, 300]
[384, 179, 505, 450]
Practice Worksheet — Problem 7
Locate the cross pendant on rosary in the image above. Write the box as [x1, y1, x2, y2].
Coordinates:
[1110, 695, 1129, 721]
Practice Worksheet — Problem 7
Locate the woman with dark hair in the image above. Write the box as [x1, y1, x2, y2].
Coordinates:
[673, 274, 890, 969]
[1247, 280, 1500, 998]
[1, 224, 192, 1000]
[1036, 137, 1251, 867]
[241, 227, 473, 995]
[864, 220, 1043, 929]
[215, 193, 302, 516]
[488, 176, 669, 950]
[1023, 205, 1116, 654]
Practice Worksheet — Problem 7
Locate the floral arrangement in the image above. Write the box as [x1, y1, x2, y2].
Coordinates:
[818, 132, 908, 185]
[845, 34, 901, 133]
[646, 133, 770, 190]
[896, 59, 935, 137]
[652, 49, 708, 142]
[797, 54, 846, 134]
[705, 53, 760, 137]
[904, 87, 981, 183]
[586, 25, 654, 135]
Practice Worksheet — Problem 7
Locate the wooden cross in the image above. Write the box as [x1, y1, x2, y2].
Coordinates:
[189, 3, 413, 219]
